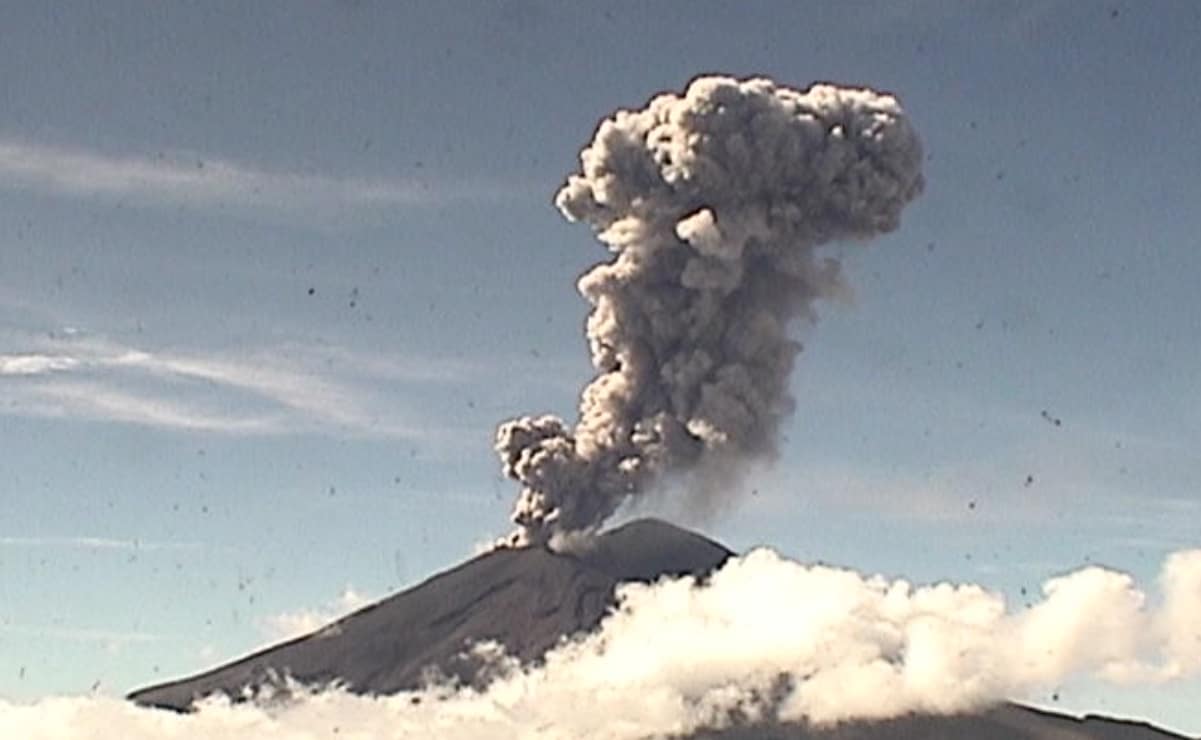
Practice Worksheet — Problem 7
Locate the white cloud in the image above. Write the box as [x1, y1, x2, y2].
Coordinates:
[26, 380, 278, 434]
[0, 138, 527, 220]
[0, 536, 201, 552]
[0, 354, 81, 376]
[0, 334, 466, 439]
[258, 587, 373, 644]
[0, 624, 162, 646]
[3, 547, 1201, 738]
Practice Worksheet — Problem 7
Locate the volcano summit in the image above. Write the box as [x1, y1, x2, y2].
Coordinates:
[129, 520, 1191, 740]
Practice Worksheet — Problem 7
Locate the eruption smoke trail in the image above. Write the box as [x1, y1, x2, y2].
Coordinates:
[496, 76, 924, 545]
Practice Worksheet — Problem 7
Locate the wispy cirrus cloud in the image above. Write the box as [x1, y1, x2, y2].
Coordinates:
[0, 137, 530, 220]
[0, 354, 81, 376]
[0, 535, 202, 552]
[0, 331, 472, 440]
[0, 623, 164, 646]
[23, 379, 280, 434]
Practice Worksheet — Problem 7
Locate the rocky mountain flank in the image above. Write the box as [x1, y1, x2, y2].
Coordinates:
[129, 519, 1191, 739]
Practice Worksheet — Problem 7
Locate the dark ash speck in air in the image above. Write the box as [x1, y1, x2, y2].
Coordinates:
[495, 76, 925, 546]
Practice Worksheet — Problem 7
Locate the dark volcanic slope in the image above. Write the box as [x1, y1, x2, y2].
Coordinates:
[128, 519, 1192, 740]
[128, 518, 731, 711]
[693, 704, 1190, 740]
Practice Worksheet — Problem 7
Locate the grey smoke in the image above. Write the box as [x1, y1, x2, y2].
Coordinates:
[496, 76, 925, 545]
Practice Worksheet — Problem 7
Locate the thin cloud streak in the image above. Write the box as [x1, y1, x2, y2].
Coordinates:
[107, 350, 380, 432]
[0, 354, 81, 376]
[0, 335, 469, 439]
[0, 137, 529, 218]
[0, 536, 203, 552]
[0, 624, 164, 645]
[27, 380, 277, 433]
[28, 382, 276, 432]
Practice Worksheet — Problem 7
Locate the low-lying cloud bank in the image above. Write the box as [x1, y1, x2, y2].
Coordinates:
[5, 547, 1199, 739]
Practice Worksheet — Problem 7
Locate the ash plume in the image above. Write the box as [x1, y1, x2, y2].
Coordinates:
[496, 76, 925, 545]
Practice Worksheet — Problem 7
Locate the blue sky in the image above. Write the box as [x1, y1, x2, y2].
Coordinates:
[1, 1, 1199, 733]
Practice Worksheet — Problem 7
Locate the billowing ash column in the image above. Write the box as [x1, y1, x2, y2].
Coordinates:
[497, 76, 924, 546]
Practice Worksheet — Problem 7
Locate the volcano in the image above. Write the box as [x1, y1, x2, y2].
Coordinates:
[128, 519, 1191, 739]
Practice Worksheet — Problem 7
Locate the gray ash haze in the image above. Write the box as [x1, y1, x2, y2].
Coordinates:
[495, 76, 925, 545]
